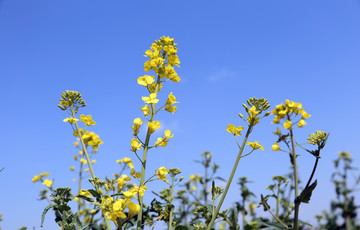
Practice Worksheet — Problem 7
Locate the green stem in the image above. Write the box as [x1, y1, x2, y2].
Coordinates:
[289, 125, 299, 230]
[204, 160, 208, 205]
[263, 197, 289, 229]
[168, 176, 175, 230]
[71, 107, 112, 230]
[305, 156, 319, 189]
[206, 126, 252, 230]
[136, 76, 161, 230]
[276, 183, 280, 218]
[78, 159, 83, 212]
[344, 160, 350, 230]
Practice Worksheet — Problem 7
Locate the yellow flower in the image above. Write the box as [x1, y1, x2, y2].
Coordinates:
[80, 158, 87, 165]
[128, 202, 141, 217]
[155, 137, 167, 147]
[189, 174, 201, 183]
[247, 141, 264, 151]
[42, 179, 53, 187]
[155, 130, 174, 147]
[166, 92, 178, 105]
[272, 143, 281, 151]
[41, 172, 50, 177]
[140, 105, 151, 117]
[299, 109, 311, 119]
[144, 60, 151, 72]
[32, 175, 41, 183]
[156, 167, 169, 182]
[69, 166, 75, 171]
[131, 118, 143, 136]
[63, 117, 79, 124]
[147, 121, 160, 134]
[298, 119, 306, 127]
[82, 131, 104, 150]
[165, 92, 179, 114]
[137, 75, 155, 87]
[226, 124, 244, 136]
[273, 116, 280, 124]
[122, 190, 137, 199]
[116, 157, 134, 169]
[283, 120, 292, 130]
[273, 127, 282, 135]
[130, 168, 141, 178]
[111, 199, 127, 218]
[149, 82, 163, 93]
[84, 168, 89, 172]
[142, 93, 159, 104]
[130, 184, 147, 197]
[117, 174, 131, 192]
[248, 106, 259, 119]
[130, 138, 142, 152]
[80, 115, 96, 126]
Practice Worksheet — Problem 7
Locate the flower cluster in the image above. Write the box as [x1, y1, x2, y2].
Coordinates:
[32, 172, 53, 188]
[116, 157, 134, 169]
[271, 100, 311, 152]
[58, 90, 86, 113]
[227, 98, 270, 152]
[272, 99, 310, 130]
[130, 36, 181, 153]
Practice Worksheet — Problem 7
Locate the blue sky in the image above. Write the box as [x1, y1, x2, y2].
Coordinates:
[1, 0, 360, 229]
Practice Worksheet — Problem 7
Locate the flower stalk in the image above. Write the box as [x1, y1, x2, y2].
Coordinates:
[206, 126, 251, 230]
[136, 76, 161, 229]
[71, 107, 112, 230]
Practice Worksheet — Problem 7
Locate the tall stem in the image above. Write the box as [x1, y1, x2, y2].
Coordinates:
[78, 160, 83, 212]
[289, 125, 299, 230]
[168, 176, 175, 230]
[206, 126, 252, 230]
[276, 183, 280, 218]
[71, 107, 112, 230]
[136, 76, 161, 230]
[204, 161, 208, 205]
[344, 160, 350, 230]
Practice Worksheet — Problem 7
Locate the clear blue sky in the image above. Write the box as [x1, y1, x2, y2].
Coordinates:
[1, 0, 360, 229]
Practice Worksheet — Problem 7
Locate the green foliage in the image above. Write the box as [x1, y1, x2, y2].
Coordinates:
[41, 187, 79, 229]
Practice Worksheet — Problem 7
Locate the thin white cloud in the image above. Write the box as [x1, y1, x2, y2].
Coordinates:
[207, 69, 236, 82]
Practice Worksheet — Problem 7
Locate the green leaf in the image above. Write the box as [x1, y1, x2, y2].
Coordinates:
[41, 204, 53, 227]
[296, 180, 317, 204]
[87, 189, 100, 199]
[77, 194, 94, 203]
[215, 176, 227, 182]
[175, 226, 189, 230]
[249, 219, 289, 230]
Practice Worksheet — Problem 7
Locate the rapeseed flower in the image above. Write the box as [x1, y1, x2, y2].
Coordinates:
[247, 141, 264, 151]
[42, 179, 53, 187]
[147, 121, 160, 134]
[130, 138, 142, 152]
[63, 117, 79, 124]
[142, 93, 159, 105]
[80, 115, 96, 126]
[226, 124, 244, 136]
[156, 167, 169, 183]
[131, 118, 143, 136]
[272, 143, 281, 151]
